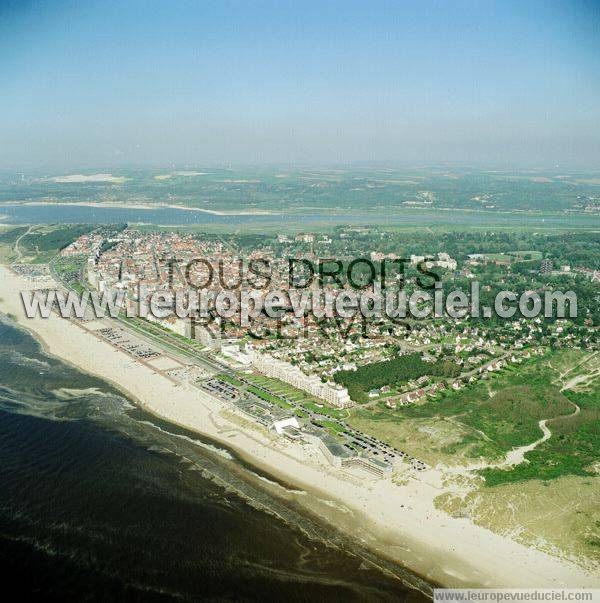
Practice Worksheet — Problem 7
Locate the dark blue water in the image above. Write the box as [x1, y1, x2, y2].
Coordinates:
[0, 317, 428, 601]
[0, 202, 589, 228]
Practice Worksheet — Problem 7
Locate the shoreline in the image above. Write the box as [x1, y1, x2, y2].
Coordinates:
[3, 200, 599, 220]
[0, 263, 598, 591]
[128, 404, 436, 596]
[4, 201, 278, 216]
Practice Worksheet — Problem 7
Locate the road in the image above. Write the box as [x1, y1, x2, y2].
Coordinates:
[49, 255, 228, 375]
[360, 350, 514, 409]
[443, 395, 581, 474]
[13, 225, 32, 261]
[116, 317, 226, 374]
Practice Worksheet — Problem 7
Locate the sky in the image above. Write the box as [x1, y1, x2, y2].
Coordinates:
[1, 0, 599, 170]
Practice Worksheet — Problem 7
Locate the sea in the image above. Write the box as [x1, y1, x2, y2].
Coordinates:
[0, 317, 429, 601]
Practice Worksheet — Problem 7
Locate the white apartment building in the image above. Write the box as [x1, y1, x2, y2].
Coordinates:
[412, 252, 457, 271]
[250, 352, 353, 408]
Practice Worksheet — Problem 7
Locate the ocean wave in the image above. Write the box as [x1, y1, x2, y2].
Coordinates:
[0, 391, 73, 421]
[0, 384, 128, 423]
[51, 387, 113, 401]
[137, 419, 235, 461]
[0, 349, 51, 370]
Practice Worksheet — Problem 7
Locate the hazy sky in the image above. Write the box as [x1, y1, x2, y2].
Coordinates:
[1, 0, 599, 169]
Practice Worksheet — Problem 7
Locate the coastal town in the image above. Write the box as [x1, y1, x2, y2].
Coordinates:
[1, 220, 599, 591]
[22, 226, 591, 481]
[3, 1, 600, 596]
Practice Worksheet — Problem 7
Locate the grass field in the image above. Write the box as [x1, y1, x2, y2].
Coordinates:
[315, 419, 346, 437]
[0, 224, 96, 264]
[242, 373, 349, 419]
[246, 384, 293, 409]
[216, 373, 244, 387]
[0, 225, 28, 262]
[347, 350, 600, 484]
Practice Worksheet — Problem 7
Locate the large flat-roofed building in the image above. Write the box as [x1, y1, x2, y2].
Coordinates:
[341, 456, 392, 478]
[306, 433, 392, 478]
[250, 352, 353, 408]
[186, 319, 222, 351]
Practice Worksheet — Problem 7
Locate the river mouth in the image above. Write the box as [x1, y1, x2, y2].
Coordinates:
[0, 202, 593, 230]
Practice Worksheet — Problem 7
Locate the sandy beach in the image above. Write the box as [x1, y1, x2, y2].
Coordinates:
[13, 201, 277, 216]
[1, 263, 598, 591]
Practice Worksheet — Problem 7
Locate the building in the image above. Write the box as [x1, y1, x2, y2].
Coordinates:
[308, 434, 392, 478]
[436, 252, 458, 270]
[342, 456, 392, 478]
[295, 233, 315, 244]
[271, 417, 301, 436]
[411, 252, 457, 270]
[251, 352, 353, 408]
[186, 319, 222, 351]
[145, 315, 187, 337]
[540, 259, 553, 274]
[87, 267, 100, 289]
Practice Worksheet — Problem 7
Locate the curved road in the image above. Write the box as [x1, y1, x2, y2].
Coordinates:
[13, 225, 32, 262]
[503, 399, 580, 467]
[443, 398, 581, 474]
